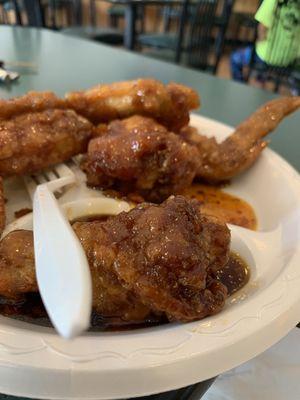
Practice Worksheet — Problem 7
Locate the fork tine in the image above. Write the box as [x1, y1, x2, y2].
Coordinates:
[35, 173, 47, 184]
[23, 175, 38, 201]
[71, 155, 82, 166]
[54, 163, 74, 178]
[44, 169, 58, 181]
[24, 163, 75, 202]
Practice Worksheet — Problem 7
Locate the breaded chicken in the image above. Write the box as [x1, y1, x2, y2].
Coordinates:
[0, 92, 94, 176]
[82, 116, 200, 202]
[181, 96, 300, 182]
[66, 79, 200, 131]
[0, 177, 5, 235]
[0, 197, 230, 323]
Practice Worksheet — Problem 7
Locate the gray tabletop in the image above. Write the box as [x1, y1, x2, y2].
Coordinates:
[1, 26, 299, 171]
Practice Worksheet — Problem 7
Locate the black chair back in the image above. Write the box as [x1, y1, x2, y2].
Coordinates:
[183, 0, 234, 72]
[23, 0, 45, 27]
[46, 0, 82, 29]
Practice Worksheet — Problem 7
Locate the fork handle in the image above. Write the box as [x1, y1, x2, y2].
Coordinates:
[33, 184, 92, 339]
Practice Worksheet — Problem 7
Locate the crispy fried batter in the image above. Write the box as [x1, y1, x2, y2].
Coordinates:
[0, 229, 152, 321]
[82, 116, 200, 202]
[94, 196, 229, 322]
[0, 92, 94, 176]
[0, 230, 37, 299]
[0, 91, 66, 119]
[182, 96, 300, 182]
[66, 79, 200, 131]
[0, 177, 5, 235]
[0, 197, 230, 323]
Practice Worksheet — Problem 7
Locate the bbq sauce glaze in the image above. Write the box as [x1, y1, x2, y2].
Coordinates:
[104, 183, 257, 230]
[180, 183, 257, 230]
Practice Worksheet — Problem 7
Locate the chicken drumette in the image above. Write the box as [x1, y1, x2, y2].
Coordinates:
[0, 91, 94, 176]
[82, 116, 200, 202]
[0, 177, 5, 235]
[66, 78, 200, 132]
[83, 97, 300, 202]
[0, 196, 230, 323]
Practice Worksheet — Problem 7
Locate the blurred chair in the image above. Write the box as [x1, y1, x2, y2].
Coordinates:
[229, 10, 258, 47]
[138, 2, 188, 52]
[7, 0, 124, 45]
[138, 0, 233, 74]
[160, 4, 181, 32]
[105, 3, 144, 34]
[107, 4, 125, 28]
[188, 0, 234, 73]
[22, 0, 45, 26]
[44, 0, 78, 29]
[59, 0, 124, 45]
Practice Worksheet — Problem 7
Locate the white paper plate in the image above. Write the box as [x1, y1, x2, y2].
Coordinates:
[0, 114, 299, 400]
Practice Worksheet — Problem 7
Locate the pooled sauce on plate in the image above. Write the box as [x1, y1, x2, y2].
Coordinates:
[71, 215, 111, 224]
[215, 252, 250, 296]
[103, 184, 257, 230]
[0, 253, 250, 331]
[180, 183, 257, 230]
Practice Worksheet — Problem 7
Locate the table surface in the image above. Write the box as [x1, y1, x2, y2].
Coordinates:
[1, 26, 299, 172]
[0, 25, 299, 399]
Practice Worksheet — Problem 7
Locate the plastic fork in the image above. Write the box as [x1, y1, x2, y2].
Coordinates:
[23, 164, 92, 339]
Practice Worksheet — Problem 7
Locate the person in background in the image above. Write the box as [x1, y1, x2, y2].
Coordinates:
[230, 0, 300, 84]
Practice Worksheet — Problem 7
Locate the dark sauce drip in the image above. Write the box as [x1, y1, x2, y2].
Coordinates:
[71, 215, 110, 224]
[214, 252, 250, 296]
[0, 254, 249, 331]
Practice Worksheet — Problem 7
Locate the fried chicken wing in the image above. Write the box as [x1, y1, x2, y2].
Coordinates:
[82, 116, 200, 202]
[0, 92, 94, 176]
[66, 79, 200, 131]
[0, 196, 230, 323]
[182, 96, 300, 182]
[0, 229, 151, 321]
[0, 230, 37, 299]
[0, 91, 66, 119]
[0, 177, 5, 235]
[94, 195, 229, 322]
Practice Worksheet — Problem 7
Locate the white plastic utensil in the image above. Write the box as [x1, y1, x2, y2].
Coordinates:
[24, 164, 92, 339]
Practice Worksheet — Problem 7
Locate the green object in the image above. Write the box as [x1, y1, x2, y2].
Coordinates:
[0, 25, 299, 173]
[255, 0, 300, 66]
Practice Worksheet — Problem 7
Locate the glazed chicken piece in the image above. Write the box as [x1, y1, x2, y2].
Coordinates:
[0, 91, 65, 119]
[0, 177, 5, 235]
[82, 116, 200, 202]
[181, 96, 300, 182]
[83, 98, 300, 202]
[0, 230, 38, 299]
[0, 196, 230, 323]
[0, 230, 151, 322]
[66, 79, 200, 132]
[0, 92, 94, 176]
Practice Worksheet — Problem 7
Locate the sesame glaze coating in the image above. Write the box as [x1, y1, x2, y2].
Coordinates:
[66, 79, 200, 132]
[0, 92, 94, 176]
[82, 116, 200, 202]
[0, 197, 229, 323]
